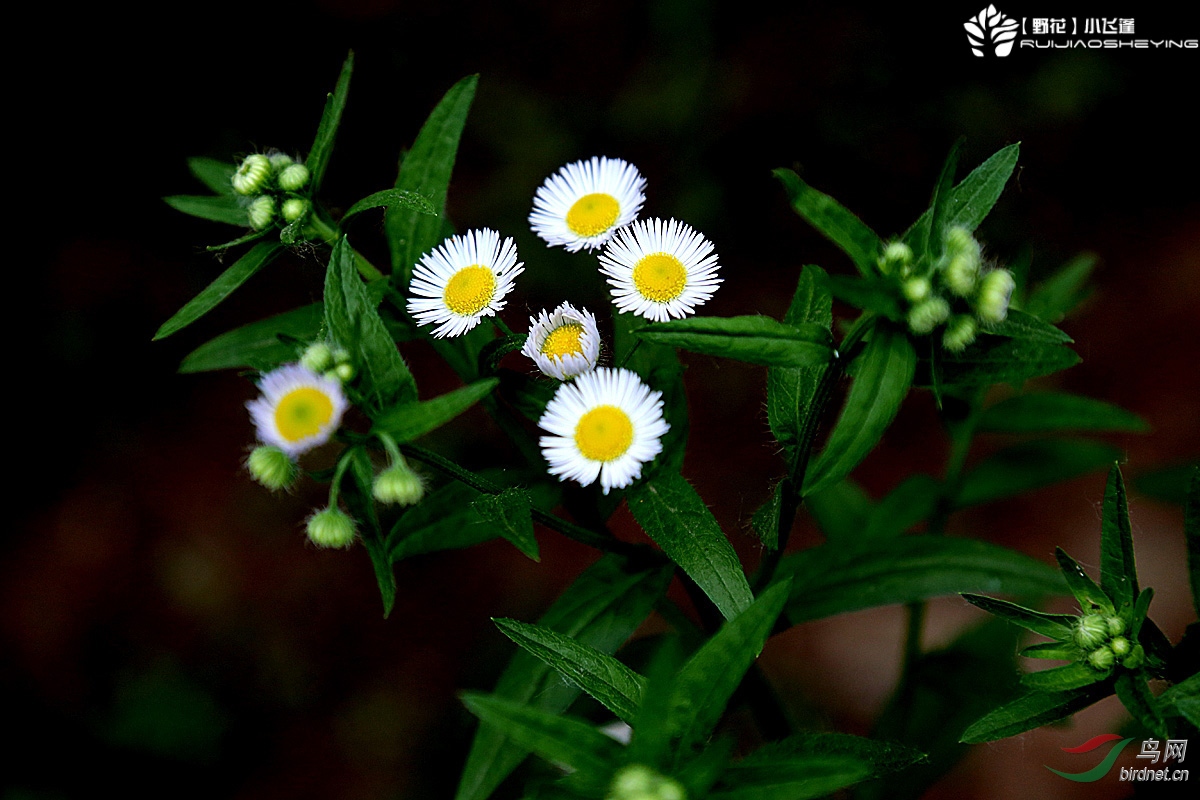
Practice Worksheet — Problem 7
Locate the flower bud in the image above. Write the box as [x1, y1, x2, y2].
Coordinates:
[281, 197, 309, 223]
[1105, 615, 1126, 637]
[232, 153, 272, 196]
[278, 163, 310, 192]
[373, 461, 425, 506]
[907, 297, 951, 335]
[942, 314, 977, 353]
[1109, 635, 1131, 658]
[268, 152, 294, 170]
[300, 342, 335, 373]
[878, 241, 913, 276]
[1121, 643, 1145, 669]
[1087, 645, 1115, 671]
[944, 225, 978, 259]
[334, 363, 356, 382]
[246, 445, 298, 491]
[607, 765, 685, 800]
[943, 253, 980, 297]
[902, 276, 932, 303]
[305, 507, 357, 549]
[1074, 614, 1110, 650]
[247, 195, 276, 230]
[974, 269, 1015, 324]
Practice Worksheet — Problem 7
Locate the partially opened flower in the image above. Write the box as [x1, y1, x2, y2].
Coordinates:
[247, 364, 348, 457]
[521, 302, 602, 380]
[529, 157, 646, 252]
[538, 367, 669, 494]
[599, 218, 722, 322]
[407, 228, 523, 338]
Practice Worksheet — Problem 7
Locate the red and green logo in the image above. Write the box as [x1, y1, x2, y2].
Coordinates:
[1046, 734, 1135, 782]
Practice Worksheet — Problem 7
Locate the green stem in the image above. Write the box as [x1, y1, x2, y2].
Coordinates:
[492, 316, 516, 337]
[619, 339, 643, 369]
[309, 214, 385, 282]
[328, 449, 356, 506]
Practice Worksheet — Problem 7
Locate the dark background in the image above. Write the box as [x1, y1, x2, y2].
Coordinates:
[6, 2, 1198, 798]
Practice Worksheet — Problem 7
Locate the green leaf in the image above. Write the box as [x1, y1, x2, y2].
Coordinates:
[1055, 547, 1115, 614]
[903, 143, 1020, 244]
[370, 378, 497, 441]
[325, 237, 418, 412]
[773, 168, 881, 276]
[914, 138, 963, 261]
[387, 74, 478, 282]
[154, 241, 282, 340]
[179, 304, 323, 373]
[305, 51, 354, 193]
[634, 316, 833, 369]
[1100, 464, 1138, 610]
[929, 336, 1080, 388]
[750, 483, 784, 550]
[954, 438, 1122, 508]
[666, 581, 792, 753]
[472, 488, 539, 561]
[734, 732, 923, 781]
[803, 321, 916, 496]
[492, 618, 646, 723]
[959, 686, 1109, 743]
[1025, 253, 1096, 323]
[987, 308, 1073, 344]
[628, 473, 754, 621]
[187, 157, 236, 195]
[342, 188, 437, 221]
[1159, 672, 1199, 724]
[615, 311, 688, 480]
[205, 230, 266, 252]
[710, 757, 869, 800]
[1020, 662, 1107, 691]
[824, 275, 905, 320]
[977, 392, 1148, 434]
[460, 693, 621, 783]
[1187, 468, 1199, 618]
[780, 537, 1065, 623]
[805, 480, 872, 544]
[1020, 641, 1081, 660]
[1114, 673, 1168, 739]
[455, 555, 671, 800]
[960, 593, 1076, 640]
[389, 480, 490, 560]
[863, 474, 942, 540]
[767, 266, 832, 469]
[163, 194, 249, 227]
[341, 448, 395, 616]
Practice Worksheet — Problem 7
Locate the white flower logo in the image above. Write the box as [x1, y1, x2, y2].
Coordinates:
[965, 5, 1019, 57]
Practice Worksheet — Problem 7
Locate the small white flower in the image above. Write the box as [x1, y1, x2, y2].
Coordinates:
[247, 364, 348, 458]
[529, 157, 646, 252]
[521, 302, 602, 381]
[538, 367, 669, 494]
[407, 228, 523, 338]
[598, 218, 722, 322]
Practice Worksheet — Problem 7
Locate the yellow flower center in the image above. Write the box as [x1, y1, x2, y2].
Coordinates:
[274, 387, 335, 443]
[443, 265, 497, 316]
[566, 193, 620, 237]
[632, 252, 687, 303]
[540, 323, 585, 360]
[574, 405, 634, 462]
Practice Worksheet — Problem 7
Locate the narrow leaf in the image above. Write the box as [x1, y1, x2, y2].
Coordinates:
[343, 188, 437, 220]
[918, 138, 963, 261]
[929, 337, 1080, 388]
[773, 168, 881, 276]
[767, 265, 832, 468]
[472, 488, 539, 560]
[179, 304, 323, 373]
[635, 315, 833, 369]
[1020, 662, 1107, 691]
[1055, 548, 1115, 614]
[711, 758, 869, 800]
[187, 157, 236, 195]
[342, 448, 394, 616]
[370, 378, 497, 442]
[1100, 464, 1138, 609]
[205, 230, 266, 252]
[163, 194, 249, 227]
[961, 593, 1076, 640]
[805, 480, 872, 544]
[954, 438, 1121, 508]
[903, 143, 1020, 244]
[154, 241, 282, 340]
[1114, 673, 1168, 739]
[1020, 642, 1081, 661]
[1025, 253, 1096, 323]
[306, 51, 354, 192]
[960, 686, 1108, 743]
[628, 473, 754, 621]
[977, 392, 1148, 434]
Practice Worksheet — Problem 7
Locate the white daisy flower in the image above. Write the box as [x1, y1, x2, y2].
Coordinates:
[538, 367, 670, 494]
[407, 228, 524, 338]
[521, 302, 602, 381]
[529, 157, 646, 252]
[598, 218, 722, 322]
[247, 364, 348, 458]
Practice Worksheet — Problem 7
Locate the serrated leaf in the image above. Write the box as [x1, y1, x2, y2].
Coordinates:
[986, 308, 1073, 344]
[343, 188, 437, 220]
[187, 157, 236, 195]
[803, 321, 916, 496]
[1055, 547, 1115, 615]
[493, 618, 646, 722]
[959, 686, 1109, 743]
[780, 537, 1065, 623]
[370, 378, 497, 442]
[954, 438, 1121, 508]
[977, 392, 1148, 434]
[928, 336, 1080, 388]
[960, 593, 1076, 639]
[864, 474, 941, 539]
[634, 316, 833, 368]
[1025, 253, 1096, 323]
[305, 51, 354, 193]
[472, 488, 539, 560]
[1020, 662, 1107, 691]
[903, 143, 1020, 245]
[773, 168, 881, 276]
[767, 266, 832, 470]
[628, 473, 754, 621]
[163, 194, 249, 227]
[325, 237, 418, 412]
[666, 581, 792, 753]
[1100, 464, 1138, 610]
[1115, 673, 1167, 739]
[388, 74, 478, 282]
[154, 241, 282, 340]
[179, 303, 323, 373]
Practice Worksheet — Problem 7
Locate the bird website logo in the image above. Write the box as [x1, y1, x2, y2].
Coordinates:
[1047, 734, 1190, 783]
[964, 5, 1019, 57]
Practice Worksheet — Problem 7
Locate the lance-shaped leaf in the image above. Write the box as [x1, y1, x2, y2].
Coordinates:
[959, 685, 1110, 743]
[803, 321, 916, 496]
[960, 593, 1076, 640]
[773, 168, 881, 276]
[342, 188, 437, 221]
[910, 138, 963, 262]
[628, 473, 754, 621]
[710, 757, 869, 800]
[186, 157, 236, 195]
[927, 336, 1080, 388]
[1020, 662, 1108, 692]
[370, 378, 497, 442]
[903, 143, 1020, 244]
[986, 308, 1072, 344]
[154, 241, 282, 340]
[666, 581, 792, 753]
[804, 480, 872, 545]
[1025, 253, 1096, 323]
[456, 555, 671, 800]
[1055, 547, 1115, 615]
[977, 392, 1148, 434]
[863, 474, 941, 540]
[1100, 464, 1138, 610]
[179, 303, 323, 373]
[954, 438, 1121, 508]
[472, 488, 538, 561]
[305, 51, 354, 192]
[325, 237, 418, 413]
[780, 537, 1065, 623]
[493, 618, 646, 723]
[163, 194, 249, 227]
[634, 316, 833, 369]
[1020, 641, 1081, 661]
[1115, 673, 1168, 739]
[387, 74, 478, 281]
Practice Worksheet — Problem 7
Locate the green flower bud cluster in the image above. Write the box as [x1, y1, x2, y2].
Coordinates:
[878, 227, 1015, 353]
[231, 151, 312, 232]
[1074, 613, 1144, 671]
[300, 341, 356, 384]
[607, 765, 687, 800]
